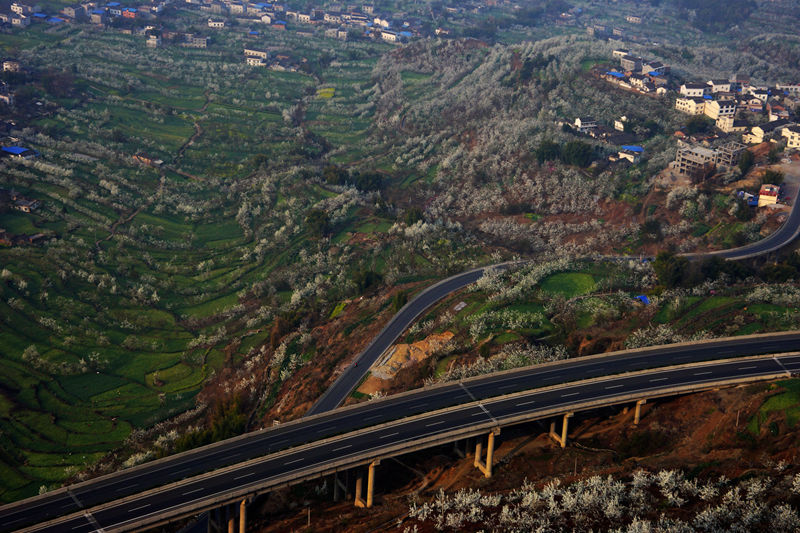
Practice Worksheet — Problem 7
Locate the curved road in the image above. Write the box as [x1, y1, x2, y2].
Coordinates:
[312, 193, 800, 414]
[3, 332, 800, 532]
[10, 352, 800, 532]
[2, 183, 799, 531]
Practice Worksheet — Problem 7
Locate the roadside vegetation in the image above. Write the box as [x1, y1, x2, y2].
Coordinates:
[1, 0, 800, 503]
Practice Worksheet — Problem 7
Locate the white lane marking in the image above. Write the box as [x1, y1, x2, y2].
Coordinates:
[363, 415, 382, 422]
[426, 420, 444, 427]
[72, 524, 89, 531]
[316, 427, 332, 433]
[649, 378, 668, 382]
[234, 472, 256, 480]
[115, 484, 138, 492]
[380, 432, 399, 439]
[409, 403, 428, 409]
[62, 503, 75, 509]
[285, 458, 303, 465]
[333, 445, 351, 451]
[605, 384, 623, 389]
[516, 400, 536, 407]
[738, 366, 757, 370]
[561, 392, 579, 398]
[174, 467, 191, 474]
[774, 356, 792, 376]
[499, 384, 516, 390]
[694, 371, 712, 376]
[459, 382, 499, 426]
[182, 488, 204, 496]
[271, 439, 288, 447]
[128, 504, 150, 513]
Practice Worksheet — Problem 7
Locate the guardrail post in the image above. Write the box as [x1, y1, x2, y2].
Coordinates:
[549, 413, 573, 448]
[354, 460, 379, 508]
[474, 429, 500, 477]
[633, 399, 647, 425]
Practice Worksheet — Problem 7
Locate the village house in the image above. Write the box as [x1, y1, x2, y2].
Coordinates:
[716, 116, 748, 134]
[619, 55, 642, 72]
[781, 125, 800, 149]
[13, 198, 40, 213]
[3, 60, 21, 72]
[675, 97, 706, 115]
[297, 12, 311, 23]
[777, 83, 800, 95]
[704, 99, 736, 120]
[244, 47, 268, 59]
[680, 83, 710, 98]
[245, 56, 266, 66]
[674, 142, 744, 176]
[574, 116, 597, 134]
[625, 15, 641, 24]
[208, 18, 225, 27]
[380, 30, 397, 42]
[743, 119, 793, 144]
[767, 101, 791, 121]
[11, 2, 38, 15]
[11, 15, 31, 26]
[146, 34, 161, 47]
[758, 183, 780, 207]
[183, 34, 209, 47]
[707, 79, 731, 93]
[90, 10, 106, 23]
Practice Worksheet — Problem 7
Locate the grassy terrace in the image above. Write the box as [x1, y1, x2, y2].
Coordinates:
[0, 22, 421, 501]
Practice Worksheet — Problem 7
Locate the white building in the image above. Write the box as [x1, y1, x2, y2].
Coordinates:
[208, 18, 225, 27]
[704, 99, 736, 120]
[680, 83, 710, 98]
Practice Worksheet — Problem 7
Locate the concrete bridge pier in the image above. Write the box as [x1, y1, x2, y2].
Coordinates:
[633, 399, 647, 425]
[354, 460, 380, 508]
[474, 429, 500, 478]
[549, 412, 573, 448]
[333, 470, 348, 502]
[206, 499, 247, 533]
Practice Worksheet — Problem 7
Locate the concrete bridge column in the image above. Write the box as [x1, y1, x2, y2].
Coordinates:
[633, 399, 647, 425]
[239, 499, 246, 533]
[474, 429, 500, 477]
[333, 471, 348, 502]
[354, 460, 379, 508]
[549, 413, 573, 448]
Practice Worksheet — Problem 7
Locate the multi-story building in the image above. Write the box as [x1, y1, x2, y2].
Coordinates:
[675, 97, 706, 115]
[781, 124, 800, 149]
[574, 117, 597, 133]
[680, 83, 710, 98]
[619, 55, 641, 72]
[208, 18, 225, 27]
[704, 100, 736, 120]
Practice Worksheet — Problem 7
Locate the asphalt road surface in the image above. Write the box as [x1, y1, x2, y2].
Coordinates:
[14, 353, 800, 533]
[4, 332, 800, 532]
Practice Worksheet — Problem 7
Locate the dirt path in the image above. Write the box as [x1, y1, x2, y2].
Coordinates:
[174, 91, 211, 165]
[93, 179, 163, 248]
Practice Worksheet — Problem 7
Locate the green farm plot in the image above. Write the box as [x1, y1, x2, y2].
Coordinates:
[0, 213, 41, 235]
[748, 380, 800, 434]
[540, 272, 596, 298]
[317, 87, 335, 98]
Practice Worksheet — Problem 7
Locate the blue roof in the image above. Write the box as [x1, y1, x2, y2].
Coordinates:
[47, 17, 64, 23]
[606, 71, 625, 78]
[274, 20, 285, 24]
[124, 8, 137, 12]
[400, 31, 412, 37]
[249, 30, 259, 34]
[703, 94, 713, 99]
[2, 146, 29, 155]
[621, 145, 644, 152]
[635, 295, 650, 305]
[33, 12, 47, 18]
[648, 71, 661, 76]
[92, 9, 105, 13]
[107, 2, 120, 5]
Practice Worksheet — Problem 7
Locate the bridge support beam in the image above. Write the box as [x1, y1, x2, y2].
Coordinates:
[239, 498, 246, 533]
[354, 460, 379, 508]
[633, 399, 647, 425]
[333, 471, 348, 502]
[474, 429, 500, 478]
[549, 413, 573, 448]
